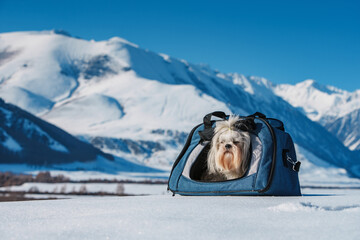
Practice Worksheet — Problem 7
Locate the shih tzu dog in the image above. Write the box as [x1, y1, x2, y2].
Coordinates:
[202, 116, 251, 181]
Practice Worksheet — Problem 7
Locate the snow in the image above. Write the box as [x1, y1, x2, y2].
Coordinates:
[1, 30, 359, 239]
[2, 143, 359, 188]
[325, 108, 360, 151]
[1, 30, 231, 137]
[231, 73, 255, 94]
[0, 182, 168, 195]
[0, 165, 169, 182]
[274, 79, 360, 124]
[0, 189, 359, 239]
[0, 129, 22, 152]
[1, 30, 360, 180]
[0, 107, 13, 127]
[43, 94, 125, 132]
[21, 118, 69, 153]
[0, 155, 169, 182]
[349, 138, 360, 151]
[0, 105, 68, 153]
[296, 144, 360, 187]
[273, 79, 360, 151]
[0, 86, 54, 115]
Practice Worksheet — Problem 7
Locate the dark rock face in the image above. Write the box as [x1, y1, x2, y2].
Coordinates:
[83, 55, 116, 80]
[60, 54, 117, 81]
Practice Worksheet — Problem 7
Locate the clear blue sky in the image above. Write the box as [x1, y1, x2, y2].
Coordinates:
[0, 0, 359, 91]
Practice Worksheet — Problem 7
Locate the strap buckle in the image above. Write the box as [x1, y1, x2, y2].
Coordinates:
[286, 154, 301, 172]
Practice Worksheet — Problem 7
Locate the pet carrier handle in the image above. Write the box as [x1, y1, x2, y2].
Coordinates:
[203, 111, 228, 129]
[199, 112, 228, 141]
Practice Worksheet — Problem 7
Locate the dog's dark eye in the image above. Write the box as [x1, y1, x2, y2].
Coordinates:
[233, 141, 240, 144]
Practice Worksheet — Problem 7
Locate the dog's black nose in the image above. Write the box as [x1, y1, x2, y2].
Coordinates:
[225, 144, 232, 149]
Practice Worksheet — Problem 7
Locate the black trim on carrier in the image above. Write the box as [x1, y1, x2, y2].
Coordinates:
[168, 123, 202, 192]
[257, 118, 277, 193]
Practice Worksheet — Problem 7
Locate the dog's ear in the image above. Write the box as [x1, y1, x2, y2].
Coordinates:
[234, 118, 256, 132]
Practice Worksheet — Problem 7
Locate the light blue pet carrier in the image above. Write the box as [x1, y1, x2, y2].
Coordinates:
[168, 112, 301, 196]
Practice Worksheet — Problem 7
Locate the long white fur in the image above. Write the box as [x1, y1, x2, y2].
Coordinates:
[206, 116, 251, 181]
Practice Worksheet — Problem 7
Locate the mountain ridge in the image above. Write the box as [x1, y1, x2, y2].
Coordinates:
[1, 30, 359, 179]
[273, 79, 360, 150]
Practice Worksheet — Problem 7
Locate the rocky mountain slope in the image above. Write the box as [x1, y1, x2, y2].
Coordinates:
[0, 98, 112, 164]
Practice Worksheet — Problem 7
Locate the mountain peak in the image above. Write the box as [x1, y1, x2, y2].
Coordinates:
[51, 29, 72, 37]
[296, 79, 344, 95]
[298, 79, 316, 87]
[296, 79, 322, 89]
[107, 36, 139, 48]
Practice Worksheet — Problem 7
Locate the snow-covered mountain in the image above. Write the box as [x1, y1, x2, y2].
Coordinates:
[0, 98, 112, 164]
[325, 108, 360, 151]
[0, 98, 160, 176]
[0, 30, 359, 180]
[274, 79, 360, 151]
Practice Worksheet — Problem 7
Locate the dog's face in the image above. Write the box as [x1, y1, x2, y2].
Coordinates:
[215, 128, 243, 172]
[207, 116, 251, 180]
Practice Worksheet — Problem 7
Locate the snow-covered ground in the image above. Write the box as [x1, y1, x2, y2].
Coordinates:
[0, 182, 168, 196]
[0, 188, 359, 240]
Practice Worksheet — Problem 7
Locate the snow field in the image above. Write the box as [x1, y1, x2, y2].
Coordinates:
[0, 183, 168, 196]
[0, 188, 359, 240]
